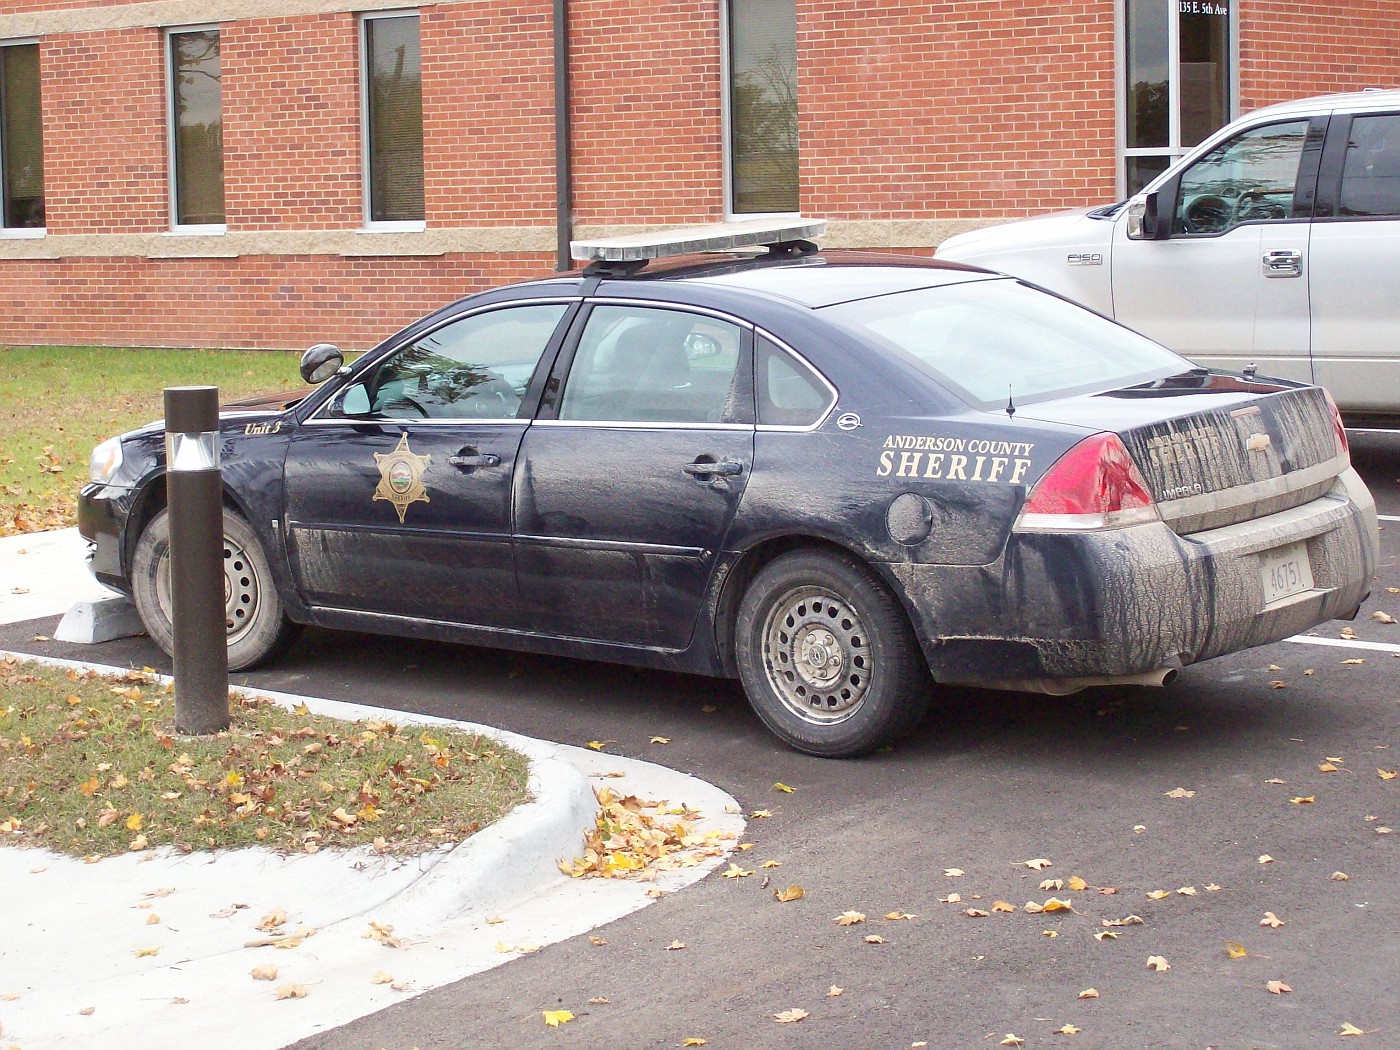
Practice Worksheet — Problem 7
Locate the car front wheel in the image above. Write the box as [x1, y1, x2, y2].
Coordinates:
[131, 507, 299, 671]
[734, 549, 930, 758]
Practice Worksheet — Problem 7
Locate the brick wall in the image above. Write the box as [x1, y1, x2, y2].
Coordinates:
[41, 27, 166, 233]
[0, 253, 554, 351]
[801, 0, 1118, 221]
[1238, 2, 1400, 109]
[223, 15, 362, 231]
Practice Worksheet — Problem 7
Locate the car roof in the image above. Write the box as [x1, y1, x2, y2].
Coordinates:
[1245, 87, 1400, 121]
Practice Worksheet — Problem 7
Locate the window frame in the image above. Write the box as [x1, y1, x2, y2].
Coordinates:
[1117, 0, 1240, 198]
[359, 9, 425, 232]
[0, 37, 45, 238]
[165, 23, 226, 234]
[720, 0, 799, 221]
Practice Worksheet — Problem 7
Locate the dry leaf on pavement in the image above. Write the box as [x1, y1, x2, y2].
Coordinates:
[274, 985, 308, 1000]
[1260, 911, 1285, 928]
[542, 1010, 574, 1027]
[773, 1008, 808, 1024]
[1078, 988, 1099, 999]
[775, 885, 805, 902]
[1266, 981, 1292, 994]
[1146, 955, 1171, 972]
[1164, 787, 1196, 799]
[836, 911, 866, 925]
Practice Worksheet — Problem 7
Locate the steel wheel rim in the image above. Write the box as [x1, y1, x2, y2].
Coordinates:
[760, 584, 872, 725]
[155, 534, 262, 647]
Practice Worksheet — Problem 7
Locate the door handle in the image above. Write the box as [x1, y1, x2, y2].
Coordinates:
[683, 459, 744, 479]
[1261, 248, 1302, 278]
[448, 449, 501, 471]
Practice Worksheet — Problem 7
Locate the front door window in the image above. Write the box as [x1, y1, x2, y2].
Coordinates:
[1172, 119, 1310, 236]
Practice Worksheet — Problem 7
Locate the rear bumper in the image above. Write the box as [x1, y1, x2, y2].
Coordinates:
[891, 468, 1378, 683]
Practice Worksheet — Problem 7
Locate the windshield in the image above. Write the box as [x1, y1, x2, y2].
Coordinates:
[819, 278, 1186, 409]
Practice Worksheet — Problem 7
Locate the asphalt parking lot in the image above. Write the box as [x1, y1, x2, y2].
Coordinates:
[3, 434, 1397, 1049]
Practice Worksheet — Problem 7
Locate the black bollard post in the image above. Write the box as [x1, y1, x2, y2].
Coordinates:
[164, 386, 230, 735]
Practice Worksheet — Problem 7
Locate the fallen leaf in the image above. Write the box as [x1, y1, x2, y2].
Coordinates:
[79, 1006, 95, 1016]
[1055, 1024, 1082, 1035]
[1267, 981, 1293, 995]
[773, 1008, 808, 1024]
[721, 863, 752, 879]
[588, 935, 607, 945]
[1259, 855, 1275, 864]
[1094, 930, 1119, 940]
[1205, 883, 1222, 892]
[991, 901, 1017, 913]
[1177, 886, 1197, 896]
[1043, 929, 1059, 938]
[1146, 955, 1171, 972]
[885, 910, 916, 920]
[1164, 787, 1196, 799]
[943, 868, 965, 877]
[1260, 911, 1285, 928]
[760, 860, 782, 869]
[773, 782, 794, 793]
[649, 736, 670, 744]
[749, 809, 773, 819]
[775, 885, 805, 903]
[864, 934, 887, 943]
[1226, 941, 1249, 959]
[682, 1040, 706, 1048]
[1290, 796, 1316, 805]
[1040, 879, 1064, 891]
[250, 965, 278, 981]
[964, 908, 990, 917]
[1067, 876, 1089, 892]
[827, 985, 843, 997]
[1331, 871, 1350, 881]
[836, 911, 867, 926]
[134, 947, 160, 958]
[371, 971, 394, 985]
[1372, 611, 1395, 624]
[1379, 769, 1398, 781]
[1270, 680, 1287, 689]
[1103, 914, 1145, 927]
[1020, 858, 1053, 870]
[1001, 1036, 1025, 1047]
[1265, 778, 1287, 785]
[1078, 988, 1099, 999]
[585, 740, 613, 751]
[1319, 762, 1339, 773]
[1339, 1022, 1365, 1036]
[1041, 897, 1075, 913]
[146, 913, 161, 925]
[543, 1010, 574, 1027]
[1342, 658, 1365, 665]
[665, 940, 686, 950]
[274, 984, 308, 1000]
[588, 997, 610, 1005]
[939, 893, 962, 904]
[1377, 826, 1393, 834]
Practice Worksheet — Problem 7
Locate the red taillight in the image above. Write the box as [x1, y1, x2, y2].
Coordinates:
[1323, 388, 1350, 465]
[1015, 432, 1160, 532]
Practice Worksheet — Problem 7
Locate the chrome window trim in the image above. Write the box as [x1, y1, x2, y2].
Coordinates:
[583, 297, 756, 329]
[304, 297, 579, 425]
[530, 419, 754, 432]
[753, 327, 838, 433]
[300, 416, 531, 428]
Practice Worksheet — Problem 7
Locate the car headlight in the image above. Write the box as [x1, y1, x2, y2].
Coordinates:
[89, 437, 125, 484]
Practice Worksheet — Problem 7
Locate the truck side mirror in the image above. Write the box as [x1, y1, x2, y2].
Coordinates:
[1126, 192, 1163, 241]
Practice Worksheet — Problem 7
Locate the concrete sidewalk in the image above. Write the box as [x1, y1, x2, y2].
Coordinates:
[0, 532, 744, 1050]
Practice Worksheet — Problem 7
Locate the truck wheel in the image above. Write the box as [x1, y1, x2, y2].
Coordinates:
[735, 549, 930, 758]
[131, 508, 299, 671]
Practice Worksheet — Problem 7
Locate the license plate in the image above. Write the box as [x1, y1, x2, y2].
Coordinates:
[1261, 541, 1314, 606]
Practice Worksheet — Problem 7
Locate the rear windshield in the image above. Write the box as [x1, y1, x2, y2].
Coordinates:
[819, 278, 1185, 408]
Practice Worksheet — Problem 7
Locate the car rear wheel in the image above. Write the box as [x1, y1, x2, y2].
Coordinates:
[131, 508, 299, 671]
[735, 549, 930, 758]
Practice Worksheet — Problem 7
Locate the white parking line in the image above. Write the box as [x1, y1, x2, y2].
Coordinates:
[1379, 514, 1400, 522]
[1285, 634, 1400, 655]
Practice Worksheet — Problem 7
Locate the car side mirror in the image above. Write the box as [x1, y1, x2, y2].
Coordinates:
[1126, 192, 1164, 240]
[300, 343, 345, 384]
[338, 383, 371, 417]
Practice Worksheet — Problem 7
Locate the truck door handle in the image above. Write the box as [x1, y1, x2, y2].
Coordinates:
[683, 459, 744, 479]
[1262, 249, 1303, 278]
[448, 448, 501, 471]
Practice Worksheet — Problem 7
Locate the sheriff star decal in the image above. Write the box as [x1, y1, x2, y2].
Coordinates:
[374, 434, 431, 522]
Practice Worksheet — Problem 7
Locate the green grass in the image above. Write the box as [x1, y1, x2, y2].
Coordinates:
[0, 658, 532, 858]
[0, 346, 304, 535]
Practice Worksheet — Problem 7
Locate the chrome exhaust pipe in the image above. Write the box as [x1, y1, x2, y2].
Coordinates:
[975, 667, 1179, 696]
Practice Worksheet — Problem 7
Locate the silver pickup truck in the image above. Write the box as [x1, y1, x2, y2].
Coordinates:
[937, 89, 1400, 426]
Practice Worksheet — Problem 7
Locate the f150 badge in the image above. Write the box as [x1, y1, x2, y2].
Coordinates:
[1067, 252, 1104, 266]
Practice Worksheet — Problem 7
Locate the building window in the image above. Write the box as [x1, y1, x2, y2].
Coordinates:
[1122, 0, 1233, 195]
[167, 27, 224, 228]
[725, 0, 798, 216]
[362, 12, 423, 227]
[0, 41, 44, 231]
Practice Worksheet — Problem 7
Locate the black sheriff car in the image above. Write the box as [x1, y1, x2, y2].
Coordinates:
[79, 220, 1380, 757]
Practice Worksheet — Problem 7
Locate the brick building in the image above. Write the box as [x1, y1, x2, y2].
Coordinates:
[0, 0, 1396, 351]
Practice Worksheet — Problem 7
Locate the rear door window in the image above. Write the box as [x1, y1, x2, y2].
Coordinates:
[1338, 113, 1400, 218]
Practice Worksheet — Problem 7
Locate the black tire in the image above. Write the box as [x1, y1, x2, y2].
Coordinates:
[734, 549, 931, 758]
[131, 507, 300, 671]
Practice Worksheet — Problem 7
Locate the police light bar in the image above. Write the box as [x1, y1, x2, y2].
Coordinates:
[571, 218, 827, 263]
